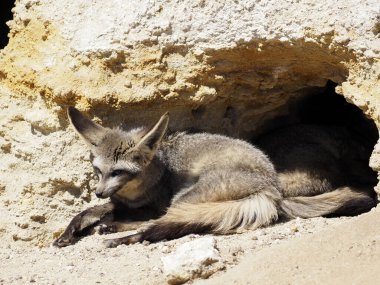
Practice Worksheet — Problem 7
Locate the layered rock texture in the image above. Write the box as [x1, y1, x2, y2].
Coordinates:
[0, 0, 379, 247]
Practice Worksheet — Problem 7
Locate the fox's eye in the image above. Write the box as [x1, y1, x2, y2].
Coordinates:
[132, 154, 142, 161]
[111, 169, 127, 177]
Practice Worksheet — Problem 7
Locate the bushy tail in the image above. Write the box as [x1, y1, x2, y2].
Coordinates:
[138, 192, 279, 242]
[134, 187, 375, 243]
[280, 186, 376, 219]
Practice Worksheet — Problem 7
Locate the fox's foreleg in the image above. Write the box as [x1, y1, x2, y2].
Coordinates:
[53, 202, 115, 247]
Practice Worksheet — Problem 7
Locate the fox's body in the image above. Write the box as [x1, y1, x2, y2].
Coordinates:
[54, 108, 376, 247]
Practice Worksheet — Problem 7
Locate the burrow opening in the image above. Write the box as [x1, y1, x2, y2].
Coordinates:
[0, 0, 15, 49]
[252, 81, 378, 142]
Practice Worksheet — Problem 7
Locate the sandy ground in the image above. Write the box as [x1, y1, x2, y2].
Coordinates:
[200, 207, 380, 285]
[2, 209, 379, 285]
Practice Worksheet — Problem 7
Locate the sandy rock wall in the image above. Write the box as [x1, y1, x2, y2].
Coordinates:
[0, 0, 379, 246]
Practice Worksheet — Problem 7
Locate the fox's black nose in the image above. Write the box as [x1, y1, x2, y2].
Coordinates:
[95, 192, 102, 198]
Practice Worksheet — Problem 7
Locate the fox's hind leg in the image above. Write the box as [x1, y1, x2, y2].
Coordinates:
[54, 202, 115, 247]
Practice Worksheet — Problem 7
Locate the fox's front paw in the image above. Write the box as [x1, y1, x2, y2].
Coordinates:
[53, 226, 79, 247]
[53, 234, 77, 247]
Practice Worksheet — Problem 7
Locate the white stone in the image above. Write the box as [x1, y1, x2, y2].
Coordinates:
[161, 237, 221, 284]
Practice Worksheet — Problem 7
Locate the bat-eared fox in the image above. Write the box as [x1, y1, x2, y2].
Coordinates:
[54, 107, 376, 247]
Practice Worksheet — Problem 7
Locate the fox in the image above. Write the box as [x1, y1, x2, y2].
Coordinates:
[53, 107, 376, 248]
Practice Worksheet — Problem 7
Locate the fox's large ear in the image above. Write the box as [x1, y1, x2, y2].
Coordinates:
[67, 107, 106, 146]
[136, 113, 169, 153]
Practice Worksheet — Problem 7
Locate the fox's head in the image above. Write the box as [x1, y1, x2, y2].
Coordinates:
[67, 107, 169, 200]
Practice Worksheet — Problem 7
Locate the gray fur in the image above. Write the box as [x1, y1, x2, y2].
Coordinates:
[54, 108, 376, 247]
